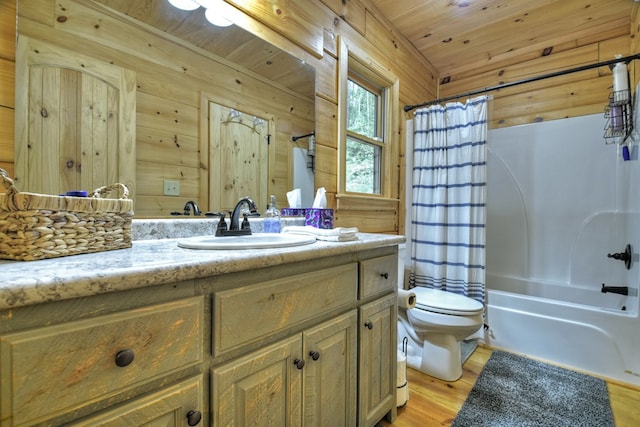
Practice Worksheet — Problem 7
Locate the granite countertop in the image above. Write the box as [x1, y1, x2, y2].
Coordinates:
[0, 218, 404, 309]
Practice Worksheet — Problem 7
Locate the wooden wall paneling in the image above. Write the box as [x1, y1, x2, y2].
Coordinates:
[136, 162, 199, 199]
[316, 53, 338, 103]
[1, 0, 16, 175]
[0, 0, 16, 62]
[313, 144, 338, 195]
[50, 0, 314, 123]
[0, 106, 13, 165]
[442, 18, 630, 82]
[490, 76, 612, 128]
[323, 28, 338, 59]
[226, 0, 325, 58]
[315, 96, 338, 151]
[136, 93, 199, 139]
[136, 128, 200, 170]
[440, 44, 603, 100]
[0, 59, 14, 109]
[335, 195, 398, 232]
[631, 2, 640, 89]
[319, 0, 366, 36]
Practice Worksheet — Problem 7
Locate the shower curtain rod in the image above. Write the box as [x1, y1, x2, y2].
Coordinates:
[404, 52, 640, 113]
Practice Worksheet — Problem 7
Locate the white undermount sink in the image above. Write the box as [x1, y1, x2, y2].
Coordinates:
[177, 233, 316, 250]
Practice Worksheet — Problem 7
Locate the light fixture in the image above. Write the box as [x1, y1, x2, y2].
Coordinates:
[168, 0, 199, 11]
[204, 7, 233, 27]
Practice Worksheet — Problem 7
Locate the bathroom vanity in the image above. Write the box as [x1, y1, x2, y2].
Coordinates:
[0, 223, 403, 426]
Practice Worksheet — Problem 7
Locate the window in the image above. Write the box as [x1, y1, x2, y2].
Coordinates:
[346, 77, 383, 194]
[339, 50, 397, 198]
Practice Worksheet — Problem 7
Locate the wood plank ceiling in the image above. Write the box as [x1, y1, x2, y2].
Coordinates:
[368, 0, 635, 77]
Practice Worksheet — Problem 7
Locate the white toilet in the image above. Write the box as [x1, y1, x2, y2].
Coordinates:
[397, 245, 484, 381]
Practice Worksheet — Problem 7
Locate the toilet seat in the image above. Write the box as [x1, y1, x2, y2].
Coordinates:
[411, 287, 483, 316]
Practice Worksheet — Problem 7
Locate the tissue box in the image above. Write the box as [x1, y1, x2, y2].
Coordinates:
[281, 208, 307, 217]
[305, 208, 334, 229]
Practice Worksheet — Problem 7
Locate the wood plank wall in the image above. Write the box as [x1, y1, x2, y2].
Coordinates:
[436, 9, 638, 129]
[2, 0, 636, 233]
[0, 0, 15, 178]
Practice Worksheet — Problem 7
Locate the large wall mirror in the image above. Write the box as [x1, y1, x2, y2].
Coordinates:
[16, 0, 315, 217]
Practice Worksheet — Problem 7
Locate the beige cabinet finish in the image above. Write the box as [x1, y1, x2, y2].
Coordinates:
[213, 263, 356, 356]
[0, 247, 397, 426]
[0, 297, 203, 426]
[359, 253, 399, 299]
[303, 310, 358, 426]
[71, 375, 205, 427]
[212, 334, 304, 426]
[359, 292, 397, 426]
[213, 310, 357, 427]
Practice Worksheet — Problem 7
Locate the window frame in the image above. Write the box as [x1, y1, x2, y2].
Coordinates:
[338, 44, 398, 199]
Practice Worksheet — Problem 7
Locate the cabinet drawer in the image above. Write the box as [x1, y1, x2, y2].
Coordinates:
[71, 375, 205, 426]
[359, 254, 398, 299]
[214, 263, 357, 355]
[0, 297, 203, 426]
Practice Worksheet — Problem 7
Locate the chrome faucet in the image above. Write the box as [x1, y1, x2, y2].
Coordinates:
[230, 197, 259, 230]
[183, 200, 201, 216]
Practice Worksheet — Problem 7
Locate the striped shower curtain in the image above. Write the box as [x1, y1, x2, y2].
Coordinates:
[409, 96, 488, 304]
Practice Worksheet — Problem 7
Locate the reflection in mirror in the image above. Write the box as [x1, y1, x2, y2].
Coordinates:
[209, 103, 269, 213]
[15, 0, 315, 217]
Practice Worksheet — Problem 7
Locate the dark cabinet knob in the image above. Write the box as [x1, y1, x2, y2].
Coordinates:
[364, 321, 373, 330]
[186, 410, 202, 426]
[294, 358, 305, 369]
[114, 349, 135, 367]
[380, 272, 389, 279]
[309, 350, 320, 361]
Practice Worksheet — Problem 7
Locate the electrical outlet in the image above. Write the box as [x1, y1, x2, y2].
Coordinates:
[163, 180, 180, 196]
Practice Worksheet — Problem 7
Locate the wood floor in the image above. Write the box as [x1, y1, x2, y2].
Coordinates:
[381, 346, 640, 427]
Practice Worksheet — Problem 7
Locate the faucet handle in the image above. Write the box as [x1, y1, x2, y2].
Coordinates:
[240, 214, 251, 231]
[207, 212, 228, 236]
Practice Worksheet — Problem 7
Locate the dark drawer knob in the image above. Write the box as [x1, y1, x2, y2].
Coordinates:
[380, 272, 389, 279]
[309, 350, 320, 361]
[186, 410, 202, 426]
[294, 358, 305, 369]
[115, 349, 135, 367]
[364, 321, 373, 330]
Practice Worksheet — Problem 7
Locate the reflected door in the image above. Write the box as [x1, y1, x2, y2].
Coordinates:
[209, 102, 269, 212]
[14, 37, 136, 197]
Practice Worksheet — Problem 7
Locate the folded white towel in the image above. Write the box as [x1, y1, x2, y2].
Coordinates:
[282, 225, 359, 242]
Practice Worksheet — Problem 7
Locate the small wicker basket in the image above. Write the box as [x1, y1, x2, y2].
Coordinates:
[0, 169, 133, 261]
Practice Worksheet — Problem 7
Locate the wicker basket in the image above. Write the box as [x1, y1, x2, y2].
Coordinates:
[0, 169, 133, 261]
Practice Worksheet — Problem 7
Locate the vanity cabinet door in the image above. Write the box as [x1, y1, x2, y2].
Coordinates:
[358, 293, 397, 427]
[212, 335, 303, 427]
[303, 310, 357, 426]
[70, 375, 205, 426]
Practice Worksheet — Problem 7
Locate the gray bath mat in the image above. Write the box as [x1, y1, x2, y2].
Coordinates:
[452, 351, 614, 427]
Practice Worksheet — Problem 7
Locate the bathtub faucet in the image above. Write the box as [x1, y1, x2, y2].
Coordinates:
[601, 283, 629, 296]
[607, 243, 632, 270]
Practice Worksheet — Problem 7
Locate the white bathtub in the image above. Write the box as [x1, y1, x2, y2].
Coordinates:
[482, 273, 640, 386]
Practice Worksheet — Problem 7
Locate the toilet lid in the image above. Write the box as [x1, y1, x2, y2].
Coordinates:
[411, 287, 484, 315]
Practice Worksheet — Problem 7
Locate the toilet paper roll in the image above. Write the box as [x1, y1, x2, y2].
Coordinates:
[398, 289, 416, 310]
[397, 350, 407, 386]
[397, 349, 409, 406]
